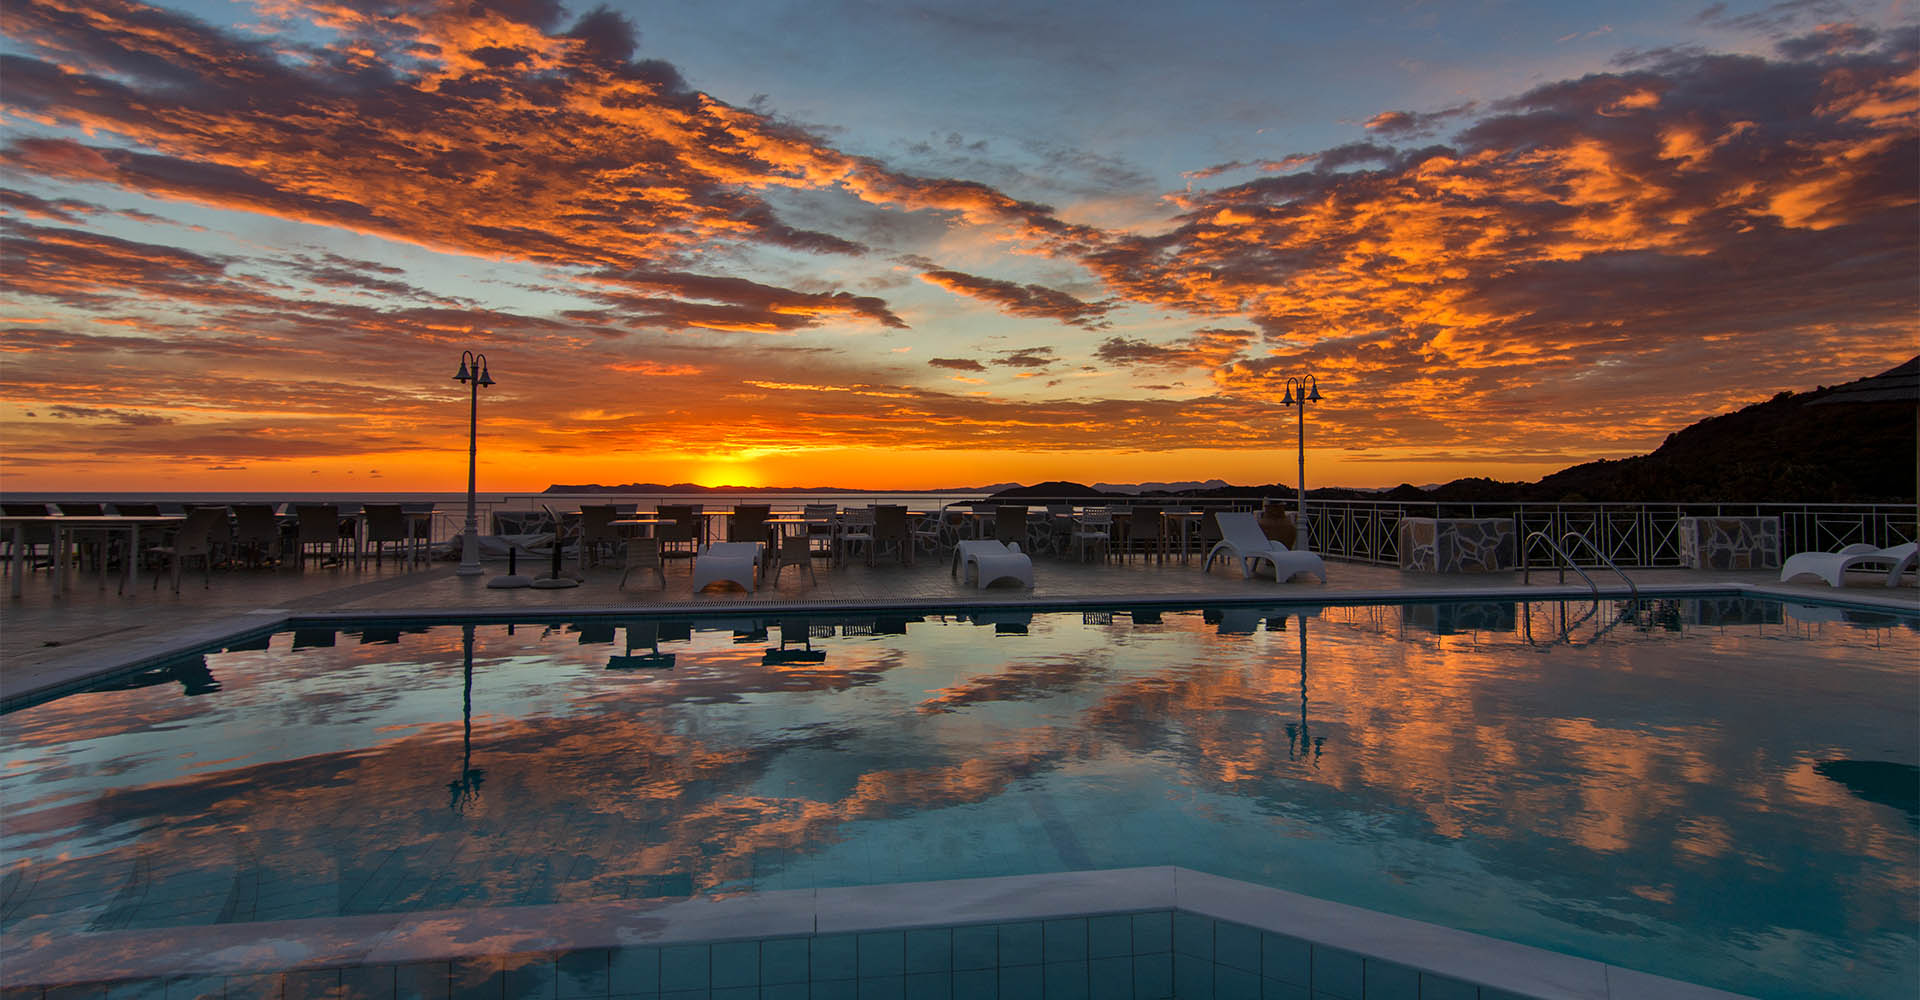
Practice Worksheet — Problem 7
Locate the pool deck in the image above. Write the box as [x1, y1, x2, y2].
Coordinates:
[4, 550, 1915, 710]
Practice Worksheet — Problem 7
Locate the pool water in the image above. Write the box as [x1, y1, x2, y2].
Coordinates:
[2, 598, 1915, 998]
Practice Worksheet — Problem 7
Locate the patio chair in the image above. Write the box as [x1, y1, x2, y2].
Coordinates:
[771, 535, 816, 586]
[993, 505, 1028, 549]
[1780, 542, 1917, 589]
[839, 507, 875, 566]
[150, 506, 230, 592]
[619, 537, 666, 590]
[292, 504, 343, 568]
[1071, 508, 1113, 563]
[362, 504, 411, 565]
[951, 539, 1034, 590]
[655, 505, 699, 558]
[579, 505, 623, 567]
[729, 504, 772, 546]
[231, 504, 283, 567]
[913, 507, 959, 558]
[1203, 511, 1327, 583]
[692, 541, 761, 593]
[803, 504, 839, 557]
[872, 505, 912, 566]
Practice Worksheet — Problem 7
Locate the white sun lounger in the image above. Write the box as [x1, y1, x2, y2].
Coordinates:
[952, 539, 1034, 590]
[692, 541, 762, 593]
[1779, 541, 1917, 589]
[1204, 511, 1327, 583]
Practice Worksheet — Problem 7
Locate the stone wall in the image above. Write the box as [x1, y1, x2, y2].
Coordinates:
[1677, 516, 1780, 570]
[1397, 518, 1516, 573]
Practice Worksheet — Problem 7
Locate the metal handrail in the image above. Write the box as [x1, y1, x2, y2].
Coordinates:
[1559, 530, 1640, 603]
[1523, 530, 1600, 600]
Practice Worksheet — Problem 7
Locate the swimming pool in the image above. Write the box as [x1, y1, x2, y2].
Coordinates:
[2, 597, 1915, 997]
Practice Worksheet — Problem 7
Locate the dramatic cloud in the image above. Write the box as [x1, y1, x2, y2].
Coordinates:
[918, 269, 1111, 329]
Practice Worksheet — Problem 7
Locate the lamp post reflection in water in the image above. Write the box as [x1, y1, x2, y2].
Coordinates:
[1286, 613, 1323, 765]
[449, 623, 486, 814]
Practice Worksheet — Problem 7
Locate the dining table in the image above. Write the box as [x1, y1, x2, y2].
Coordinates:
[2, 514, 185, 597]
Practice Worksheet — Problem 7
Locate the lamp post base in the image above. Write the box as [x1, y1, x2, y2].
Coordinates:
[456, 528, 485, 576]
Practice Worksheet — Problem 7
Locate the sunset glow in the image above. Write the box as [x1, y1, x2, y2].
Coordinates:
[1, 0, 1914, 490]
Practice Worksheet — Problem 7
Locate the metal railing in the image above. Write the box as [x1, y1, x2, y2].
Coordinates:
[1299, 500, 1915, 567]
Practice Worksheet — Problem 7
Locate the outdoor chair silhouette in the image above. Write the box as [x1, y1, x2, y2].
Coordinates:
[578, 505, 624, 567]
[1071, 508, 1113, 562]
[913, 508, 958, 558]
[362, 504, 412, 565]
[54, 501, 108, 572]
[1780, 542, 1918, 589]
[150, 506, 230, 592]
[619, 537, 666, 590]
[729, 504, 772, 546]
[655, 505, 699, 558]
[803, 504, 839, 557]
[230, 504, 282, 567]
[293, 504, 343, 568]
[772, 535, 816, 586]
[1203, 510, 1327, 583]
[994, 505, 1029, 549]
[871, 505, 912, 566]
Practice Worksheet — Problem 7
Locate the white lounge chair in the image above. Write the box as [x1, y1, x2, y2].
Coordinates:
[1203, 511, 1327, 583]
[692, 541, 761, 593]
[1779, 542, 1917, 589]
[952, 539, 1033, 590]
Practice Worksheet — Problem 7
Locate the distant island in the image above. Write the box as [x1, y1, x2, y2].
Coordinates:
[547, 357, 1917, 505]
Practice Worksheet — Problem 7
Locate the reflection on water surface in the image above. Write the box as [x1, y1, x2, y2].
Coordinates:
[2, 599, 1915, 999]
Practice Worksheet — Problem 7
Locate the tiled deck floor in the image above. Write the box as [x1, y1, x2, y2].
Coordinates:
[4, 547, 1912, 701]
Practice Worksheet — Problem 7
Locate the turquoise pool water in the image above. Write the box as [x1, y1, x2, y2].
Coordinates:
[2, 597, 1915, 997]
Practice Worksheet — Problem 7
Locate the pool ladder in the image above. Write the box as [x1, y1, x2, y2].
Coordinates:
[1523, 529, 1639, 602]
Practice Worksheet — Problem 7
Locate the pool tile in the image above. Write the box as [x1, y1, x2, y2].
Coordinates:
[709, 942, 758, 990]
[1416, 974, 1476, 1000]
[283, 969, 341, 1000]
[1217, 965, 1259, 1000]
[658, 991, 705, 1000]
[658, 946, 709, 993]
[1362, 960, 1417, 1000]
[340, 965, 396, 1000]
[855, 975, 903, 1000]
[712, 987, 756, 1000]
[905, 928, 951, 974]
[163, 977, 225, 1000]
[1215, 921, 1259, 974]
[953, 925, 997, 970]
[810, 979, 857, 1000]
[221, 976, 278, 1000]
[1088, 915, 1131, 960]
[996, 964, 1040, 1000]
[811, 935, 858, 982]
[1261, 934, 1310, 987]
[1130, 952, 1170, 999]
[1309, 947, 1363, 1000]
[857, 932, 904, 978]
[1043, 961, 1088, 1000]
[1260, 979, 1308, 1000]
[1089, 955, 1130, 999]
[394, 962, 451, 1000]
[996, 922, 1043, 968]
[951, 970, 996, 1000]
[1172, 953, 1210, 998]
[760, 985, 806, 1000]
[1129, 912, 1171, 955]
[760, 939, 810, 985]
[557, 949, 610, 998]
[1172, 911, 1212, 960]
[608, 947, 660, 993]
[904, 972, 951, 1000]
[1043, 919, 1088, 964]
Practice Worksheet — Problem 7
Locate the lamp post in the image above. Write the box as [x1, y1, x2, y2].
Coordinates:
[1281, 374, 1321, 546]
[454, 351, 495, 577]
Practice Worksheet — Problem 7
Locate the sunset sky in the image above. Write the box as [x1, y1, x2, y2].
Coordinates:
[2, 0, 1915, 492]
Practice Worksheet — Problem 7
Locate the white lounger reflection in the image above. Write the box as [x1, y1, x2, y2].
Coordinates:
[1204, 511, 1327, 583]
[1780, 541, 1917, 589]
[692, 541, 762, 593]
[952, 539, 1034, 590]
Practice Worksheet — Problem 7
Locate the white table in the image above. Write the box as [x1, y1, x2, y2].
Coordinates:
[3, 514, 185, 597]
